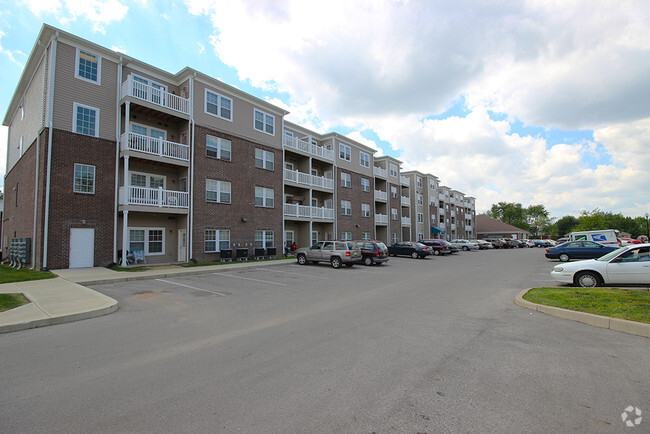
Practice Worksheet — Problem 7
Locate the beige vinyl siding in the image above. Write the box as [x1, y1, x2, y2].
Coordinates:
[193, 79, 282, 150]
[6, 52, 48, 172]
[51, 42, 118, 140]
[335, 141, 374, 176]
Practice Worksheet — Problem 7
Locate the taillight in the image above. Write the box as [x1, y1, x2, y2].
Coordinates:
[545, 248, 549, 253]
[346, 251, 351, 257]
[376, 251, 380, 257]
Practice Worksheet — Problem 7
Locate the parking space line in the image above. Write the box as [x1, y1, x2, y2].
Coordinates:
[156, 279, 226, 296]
[214, 273, 287, 286]
[261, 268, 329, 279]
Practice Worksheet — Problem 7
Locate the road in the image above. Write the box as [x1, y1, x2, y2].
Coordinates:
[1, 248, 648, 432]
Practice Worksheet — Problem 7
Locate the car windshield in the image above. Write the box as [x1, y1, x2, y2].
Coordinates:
[377, 242, 387, 250]
[596, 246, 627, 262]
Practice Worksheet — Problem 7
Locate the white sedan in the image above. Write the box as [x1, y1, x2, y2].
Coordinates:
[550, 243, 650, 287]
[450, 239, 480, 251]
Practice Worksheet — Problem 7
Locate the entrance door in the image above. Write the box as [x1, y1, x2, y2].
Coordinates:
[70, 228, 94, 268]
[178, 229, 187, 262]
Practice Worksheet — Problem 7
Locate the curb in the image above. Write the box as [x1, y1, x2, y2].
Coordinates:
[514, 288, 650, 338]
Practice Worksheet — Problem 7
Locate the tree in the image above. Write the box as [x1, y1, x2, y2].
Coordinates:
[526, 204, 551, 238]
[487, 202, 529, 230]
[552, 215, 579, 238]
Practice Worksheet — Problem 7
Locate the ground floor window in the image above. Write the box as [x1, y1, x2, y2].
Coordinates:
[205, 229, 230, 252]
[129, 227, 165, 255]
[362, 232, 371, 240]
[341, 232, 352, 241]
[255, 230, 274, 248]
[392, 233, 399, 244]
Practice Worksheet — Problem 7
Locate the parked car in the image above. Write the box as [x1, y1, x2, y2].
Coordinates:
[444, 240, 460, 254]
[388, 241, 431, 258]
[296, 241, 361, 268]
[545, 241, 618, 262]
[471, 239, 493, 249]
[485, 238, 506, 249]
[533, 239, 552, 248]
[420, 239, 451, 255]
[550, 244, 650, 287]
[356, 240, 390, 266]
[450, 239, 479, 251]
[521, 240, 536, 248]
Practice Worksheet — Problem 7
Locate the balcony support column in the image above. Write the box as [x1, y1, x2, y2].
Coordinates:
[121, 210, 129, 267]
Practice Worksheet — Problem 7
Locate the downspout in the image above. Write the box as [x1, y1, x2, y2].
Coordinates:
[188, 72, 195, 260]
[113, 57, 123, 264]
[31, 48, 48, 268]
[43, 31, 58, 270]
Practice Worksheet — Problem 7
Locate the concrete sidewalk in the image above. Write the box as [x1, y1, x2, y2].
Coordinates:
[0, 259, 295, 334]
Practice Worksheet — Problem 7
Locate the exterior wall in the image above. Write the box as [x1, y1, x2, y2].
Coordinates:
[336, 167, 373, 239]
[117, 213, 187, 265]
[51, 42, 118, 141]
[191, 125, 283, 262]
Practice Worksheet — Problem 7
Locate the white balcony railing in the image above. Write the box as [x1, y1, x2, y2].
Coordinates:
[401, 216, 411, 226]
[120, 132, 190, 162]
[401, 196, 410, 206]
[451, 224, 457, 231]
[121, 75, 190, 115]
[373, 166, 387, 178]
[283, 169, 334, 190]
[375, 214, 388, 225]
[283, 135, 334, 160]
[400, 175, 409, 186]
[438, 193, 446, 201]
[283, 203, 334, 220]
[119, 186, 189, 209]
[374, 190, 387, 201]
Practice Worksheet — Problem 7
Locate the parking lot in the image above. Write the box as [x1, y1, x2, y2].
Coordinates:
[1, 248, 648, 432]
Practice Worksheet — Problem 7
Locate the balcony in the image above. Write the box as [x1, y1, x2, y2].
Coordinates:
[401, 216, 411, 226]
[120, 132, 190, 162]
[401, 196, 410, 206]
[121, 75, 189, 115]
[284, 169, 334, 190]
[400, 175, 409, 186]
[283, 203, 334, 220]
[451, 224, 457, 231]
[283, 136, 334, 161]
[375, 214, 388, 225]
[119, 186, 189, 209]
[373, 166, 387, 178]
[374, 190, 387, 201]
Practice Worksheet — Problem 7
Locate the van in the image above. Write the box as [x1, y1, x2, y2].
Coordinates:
[568, 229, 620, 247]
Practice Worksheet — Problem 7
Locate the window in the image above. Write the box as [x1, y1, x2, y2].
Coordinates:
[391, 186, 398, 198]
[440, 215, 445, 223]
[418, 232, 424, 241]
[311, 231, 318, 245]
[205, 229, 230, 252]
[255, 187, 274, 208]
[430, 180, 436, 189]
[362, 203, 371, 217]
[417, 212, 424, 223]
[361, 177, 370, 192]
[392, 233, 399, 244]
[339, 143, 351, 161]
[341, 172, 351, 188]
[130, 171, 166, 189]
[255, 230, 274, 248]
[206, 135, 231, 160]
[417, 177, 423, 188]
[75, 49, 101, 84]
[206, 179, 231, 203]
[74, 164, 95, 194]
[255, 149, 274, 170]
[205, 89, 232, 121]
[73, 103, 99, 137]
[391, 208, 398, 220]
[362, 232, 371, 240]
[341, 200, 352, 215]
[389, 163, 398, 177]
[417, 194, 423, 206]
[254, 109, 275, 135]
[129, 228, 164, 255]
[360, 151, 370, 168]
[341, 232, 352, 241]
[285, 231, 294, 248]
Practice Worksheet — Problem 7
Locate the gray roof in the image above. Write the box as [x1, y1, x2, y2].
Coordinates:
[476, 215, 529, 235]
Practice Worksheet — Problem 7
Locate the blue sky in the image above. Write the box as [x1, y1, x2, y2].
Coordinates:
[1, 0, 649, 219]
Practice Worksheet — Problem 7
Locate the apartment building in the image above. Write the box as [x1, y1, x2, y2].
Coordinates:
[2, 25, 475, 269]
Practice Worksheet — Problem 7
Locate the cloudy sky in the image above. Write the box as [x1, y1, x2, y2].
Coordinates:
[1, 0, 649, 219]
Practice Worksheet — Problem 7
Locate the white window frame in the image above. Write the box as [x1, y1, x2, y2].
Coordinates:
[341, 232, 352, 241]
[72, 102, 99, 137]
[362, 203, 371, 217]
[417, 212, 424, 223]
[341, 200, 352, 216]
[362, 232, 371, 241]
[206, 135, 231, 161]
[417, 177, 423, 188]
[205, 89, 233, 121]
[359, 151, 370, 168]
[255, 230, 274, 249]
[129, 171, 166, 189]
[339, 143, 351, 161]
[417, 194, 423, 206]
[341, 172, 351, 188]
[392, 233, 399, 244]
[255, 186, 274, 208]
[361, 177, 370, 192]
[391, 208, 398, 220]
[205, 229, 230, 252]
[73, 163, 96, 194]
[75, 48, 101, 85]
[389, 163, 398, 177]
[206, 179, 231, 204]
[391, 186, 398, 198]
[129, 227, 165, 256]
[254, 108, 275, 135]
[255, 148, 275, 170]
[131, 122, 167, 140]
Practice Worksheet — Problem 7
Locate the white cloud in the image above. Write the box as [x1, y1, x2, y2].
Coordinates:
[0, 30, 26, 67]
[197, 42, 204, 54]
[111, 45, 127, 54]
[22, 0, 129, 33]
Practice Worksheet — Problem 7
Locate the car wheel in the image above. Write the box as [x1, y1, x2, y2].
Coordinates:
[297, 254, 307, 265]
[559, 253, 570, 262]
[411, 251, 419, 259]
[345, 263, 354, 268]
[331, 257, 342, 269]
[575, 271, 601, 288]
[364, 256, 373, 266]
[433, 250, 440, 256]
[462, 246, 469, 251]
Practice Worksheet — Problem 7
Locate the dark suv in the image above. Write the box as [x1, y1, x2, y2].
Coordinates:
[420, 239, 451, 256]
[355, 240, 390, 265]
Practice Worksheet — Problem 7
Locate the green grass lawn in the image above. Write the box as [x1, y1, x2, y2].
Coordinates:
[524, 287, 650, 324]
[0, 293, 30, 312]
[0, 265, 57, 284]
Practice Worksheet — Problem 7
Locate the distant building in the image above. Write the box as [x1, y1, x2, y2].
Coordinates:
[475, 215, 529, 240]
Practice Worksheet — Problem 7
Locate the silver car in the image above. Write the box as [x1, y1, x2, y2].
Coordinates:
[296, 241, 361, 268]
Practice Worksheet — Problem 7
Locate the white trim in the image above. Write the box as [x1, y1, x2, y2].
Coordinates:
[72, 102, 100, 137]
[206, 135, 232, 161]
[129, 170, 167, 189]
[204, 88, 233, 122]
[131, 121, 167, 140]
[339, 143, 351, 161]
[255, 148, 274, 170]
[73, 163, 96, 194]
[204, 228, 230, 252]
[359, 151, 370, 168]
[74, 47, 101, 85]
[206, 179, 231, 204]
[129, 227, 165, 256]
[253, 108, 275, 136]
[255, 186, 275, 208]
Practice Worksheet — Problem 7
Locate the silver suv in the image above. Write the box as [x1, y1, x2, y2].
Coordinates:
[296, 241, 361, 268]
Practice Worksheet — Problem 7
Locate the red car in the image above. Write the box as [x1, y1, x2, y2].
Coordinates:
[420, 239, 451, 256]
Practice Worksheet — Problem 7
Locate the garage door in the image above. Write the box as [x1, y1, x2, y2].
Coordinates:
[69, 228, 95, 268]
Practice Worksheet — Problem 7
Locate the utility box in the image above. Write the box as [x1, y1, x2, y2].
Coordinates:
[10, 238, 31, 265]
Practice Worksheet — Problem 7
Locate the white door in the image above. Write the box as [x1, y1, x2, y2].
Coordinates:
[177, 229, 187, 262]
[70, 228, 94, 268]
